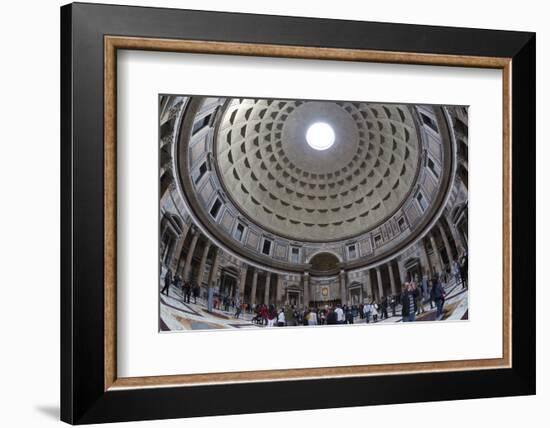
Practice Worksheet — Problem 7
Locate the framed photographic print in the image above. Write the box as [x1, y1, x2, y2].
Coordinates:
[61, 2, 536, 424]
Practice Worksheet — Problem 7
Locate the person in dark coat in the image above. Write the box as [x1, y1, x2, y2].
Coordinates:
[326, 307, 338, 325]
[430, 279, 446, 319]
[161, 268, 172, 296]
[380, 296, 388, 320]
[459, 252, 468, 289]
[345, 305, 354, 324]
[182, 279, 191, 303]
[192, 281, 200, 303]
[401, 283, 418, 322]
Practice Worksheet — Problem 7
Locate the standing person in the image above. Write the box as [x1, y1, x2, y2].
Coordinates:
[266, 305, 277, 327]
[298, 308, 306, 326]
[161, 268, 172, 296]
[284, 305, 296, 327]
[427, 279, 435, 309]
[183, 280, 191, 303]
[234, 303, 242, 319]
[363, 301, 372, 323]
[334, 304, 345, 324]
[277, 308, 286, 327]
[460, 251, 468, 289]
[431, 278, 446, 319]
[371, 300, 379, 323]
[401, 282, 418, 322]
[415, 282, 425, 315]
[295, 307, 302, 325]
[307, 308, 318, 326]
[397, 284, 404, 317]
[345, 305, 354, 324]
[263, 304, 269, 326]
[326, 306, 337, 325]
[252, 305, 261, 324]
[399, 283, 406, 314]
[390, 295, 396, 317]
[380, 296, 388, 320]
[319, 308, 327, 325]
[192, 281, 200, 304]
[452, 260, 461, 287]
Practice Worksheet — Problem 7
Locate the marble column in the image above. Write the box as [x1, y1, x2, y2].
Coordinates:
[207, 248, 220, 289]
[237, 263, 248, 300]
[376, 266, 384, 299]
[397, 257, 408, 284]
[363, 269, 373, 301]
[250, 269, 259, 305]
[160, 220, 169, 241]
[275, 274, 283, 305]
[429, 232, 444, 273]
[197, 240, 211, 286]
[438, 223, 454, 265]
[303, 273, 310, 308]
[388, 262, 397, 296]
[339, 269, 348, 305]
[419, 238, 433, 277]
[173, 224, 190, 273]
[263, 272, 272, 305]
[182, 231, 199, 281]
[446, 215, 466, 254]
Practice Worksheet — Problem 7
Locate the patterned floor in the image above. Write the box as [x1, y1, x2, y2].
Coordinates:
[160, 285, 260, 331]
[159, 279, 469, 331]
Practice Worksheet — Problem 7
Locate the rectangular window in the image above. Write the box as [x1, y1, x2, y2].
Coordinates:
[291, 247, 300, 263]
[194, 161, 208, 184]
[416, 192, 427, 211]
[398, 217, 407, 231]
[427, 157, 440, 178]
[262, 239, 272, 255]
[192, 113, 213, 135]
[348, 244, 357, 259]
[209, 198, 222, 218]
[420, 112, 438, 133]
[235, 223, 245, 241]
[374, 235, 382, 247]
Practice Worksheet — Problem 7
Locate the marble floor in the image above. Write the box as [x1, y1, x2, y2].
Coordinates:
[159, 285, 261, 331]
[374, 278, 469, 324]
[159, 279, 468, 332]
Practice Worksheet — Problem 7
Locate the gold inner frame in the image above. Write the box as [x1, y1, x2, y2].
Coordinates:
[104, 35, 512, 391]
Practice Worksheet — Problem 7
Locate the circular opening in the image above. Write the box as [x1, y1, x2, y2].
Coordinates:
[306, 122, 335, 151]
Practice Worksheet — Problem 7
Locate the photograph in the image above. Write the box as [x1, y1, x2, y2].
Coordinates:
[159, 95, 469, 331]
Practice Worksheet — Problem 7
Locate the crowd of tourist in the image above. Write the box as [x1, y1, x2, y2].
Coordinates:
[161, 252, 468, 326]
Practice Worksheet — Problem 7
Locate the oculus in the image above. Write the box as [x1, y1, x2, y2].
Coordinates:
[306, 122, 335, 151]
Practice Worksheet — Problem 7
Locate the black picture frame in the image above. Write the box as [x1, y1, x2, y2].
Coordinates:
[61, 2, 535, 424]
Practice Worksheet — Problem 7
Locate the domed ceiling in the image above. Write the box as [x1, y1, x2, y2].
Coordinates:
[215, 99, 420, 241]
[175, 96, 454, 273]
